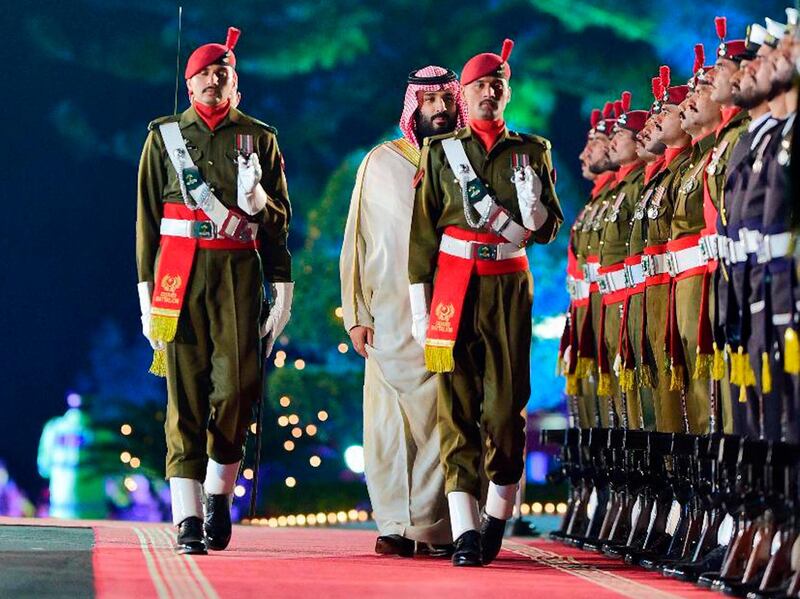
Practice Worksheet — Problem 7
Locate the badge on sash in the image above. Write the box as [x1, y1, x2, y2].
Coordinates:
[182, 166, 202, 191]
[236, 134, 254, 158]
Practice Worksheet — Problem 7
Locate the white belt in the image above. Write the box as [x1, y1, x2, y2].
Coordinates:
[582, 262, 600, 283]
[439, 234, 527, 261]
[574, 279, 591, 300]
[624, 263, 646, 288]
[160, 218, 258, 240]
[757, 232, 794, 263]
[666, 245, 706, 276]
[641, 253, 669, 278]
[598, 269, 627, 294]
[740, 228, 763, 254]
[698, 235, 720, 263]
[726, 238, 748, 264]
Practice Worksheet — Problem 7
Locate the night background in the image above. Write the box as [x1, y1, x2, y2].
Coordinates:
[1, 0, 782, 518]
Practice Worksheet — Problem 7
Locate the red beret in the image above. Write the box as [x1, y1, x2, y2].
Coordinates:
[461, 39, 514, 85]
[614, 91, 648, 133]
[185, 27, 241, 80]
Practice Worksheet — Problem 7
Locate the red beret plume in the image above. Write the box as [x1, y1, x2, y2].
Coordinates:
[225, 27, 241, 50]
[652, 76, 663, 100]
[715, 16, 727, 40]
[613, 100, 623, 119]
[500, 38, 514, 62]
[621, 91, 631, 113]
[659, 65, 671, 90]
[602, 101, 614, 119]
[590, 109, 602, 128]
[693, 44, 705, 74]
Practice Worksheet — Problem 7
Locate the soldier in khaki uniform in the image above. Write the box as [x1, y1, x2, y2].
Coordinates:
[136, 27, 292, 554]
[408, 40, 563, 566]
[642, 66, 693, 432]
[700, 19, 751, 434]
[662, 49, 722, 434]
[575, 103, 619, 426]
[597, 93, 646, 427]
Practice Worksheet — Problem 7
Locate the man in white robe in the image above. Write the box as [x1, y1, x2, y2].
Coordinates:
[339, 65, 467, 557]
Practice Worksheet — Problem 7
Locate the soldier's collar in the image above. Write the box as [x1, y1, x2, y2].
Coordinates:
[457, 124, 523, 144]
[180, 105, 242, 130]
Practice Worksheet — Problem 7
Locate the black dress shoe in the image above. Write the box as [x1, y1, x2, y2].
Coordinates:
[176, 516, 207, 555]
[416, 543, 455, 558]
[452, 531, 482, 567]
[664, 545, 727, 581]
[204, 494, 232, 551]
[480, 511, 507, 565]
[696, 571, 722, 588]
[375, 534, 415, 557]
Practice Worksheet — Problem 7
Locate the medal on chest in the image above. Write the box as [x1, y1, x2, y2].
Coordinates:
[236, 134, 254, 158]
[647, 186, 666, 220]
[606, 191, 626, 223]
[592, 201, 610, 231]
[634, 188, 654, 221]
[778, 138, 791, 166]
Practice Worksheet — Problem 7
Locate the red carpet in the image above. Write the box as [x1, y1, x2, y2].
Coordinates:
[0, 517, 719, 598]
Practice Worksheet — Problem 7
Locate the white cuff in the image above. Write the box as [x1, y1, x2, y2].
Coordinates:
[408, 283, 431, 319]
[486, 482, 517, 520]
[137, 281, 153, 316]
[522, 201, 549, 231]
[447, 491, 480, 539]
[238, 184, 268, 216]
[270, 281, 295, 311]
[204, 459, 240, 495]
[169, 477, 203, 525]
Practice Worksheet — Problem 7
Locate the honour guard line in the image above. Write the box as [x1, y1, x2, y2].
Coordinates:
[548, 9, 800, 596]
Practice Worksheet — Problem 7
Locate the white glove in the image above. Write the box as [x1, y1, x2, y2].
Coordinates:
[513, 165, 549, 231]
[137, 282, 165, 351]
[260, 282, 294, 357]
[409, 283, 431, 348]
[237, 153, 268, 215]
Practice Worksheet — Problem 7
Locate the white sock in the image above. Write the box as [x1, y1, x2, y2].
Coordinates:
[448, 491, 480, 540]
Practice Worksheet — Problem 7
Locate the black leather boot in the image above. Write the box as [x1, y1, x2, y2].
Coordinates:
[452, 531, 482, 567]
[480, 511, 506, 565]
[176, 516, 207, 555]
[204, 494, 232, 551]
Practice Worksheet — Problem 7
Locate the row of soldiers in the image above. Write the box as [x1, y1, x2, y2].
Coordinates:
[546, 9, 800, 597]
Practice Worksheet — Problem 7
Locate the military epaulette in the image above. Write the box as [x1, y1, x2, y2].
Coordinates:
[422, 130, 458, 147]
[237, 111, 278, 135]
[147, 114, 180, 131]
[519, 132, 552, 150]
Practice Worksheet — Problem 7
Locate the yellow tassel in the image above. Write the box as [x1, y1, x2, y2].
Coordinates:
[738, 383, 748, 403]
[150, 314, 179, 344]
[556, 355, 564, 377]
[424, 345, 455, 373]
[149, 348, 167, 377]
[639, 364, 654, 389]
[576, 357, 596, 379]
[670, 364, 686, 392]
[693, 351, 713, 381]
[743, 353, 756, 387]
[785, 328, 800, 374]
[761, 352, 772, 394]
[621, 368, 636, 392]
[566, 374, 579, 396]
[597, 372, 612, 397]
[730, 348, 743, 386]
[712, 344, 725, 381]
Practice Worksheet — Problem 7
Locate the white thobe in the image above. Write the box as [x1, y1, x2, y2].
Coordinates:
[339, 139, 450, 544]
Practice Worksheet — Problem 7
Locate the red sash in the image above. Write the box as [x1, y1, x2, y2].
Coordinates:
[424, 226, 529, 372]
[149, 203, 258, 376]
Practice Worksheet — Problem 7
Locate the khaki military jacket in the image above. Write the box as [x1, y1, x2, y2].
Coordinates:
[707, 110, 751, 226]
[599, 164, 645, 266]
[409, 126, 563, 284]
[629, 164, 669, 257]
[669, 134, 717, 239]
[645, 148, 692, 246]
[136, 106, 292, 284]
